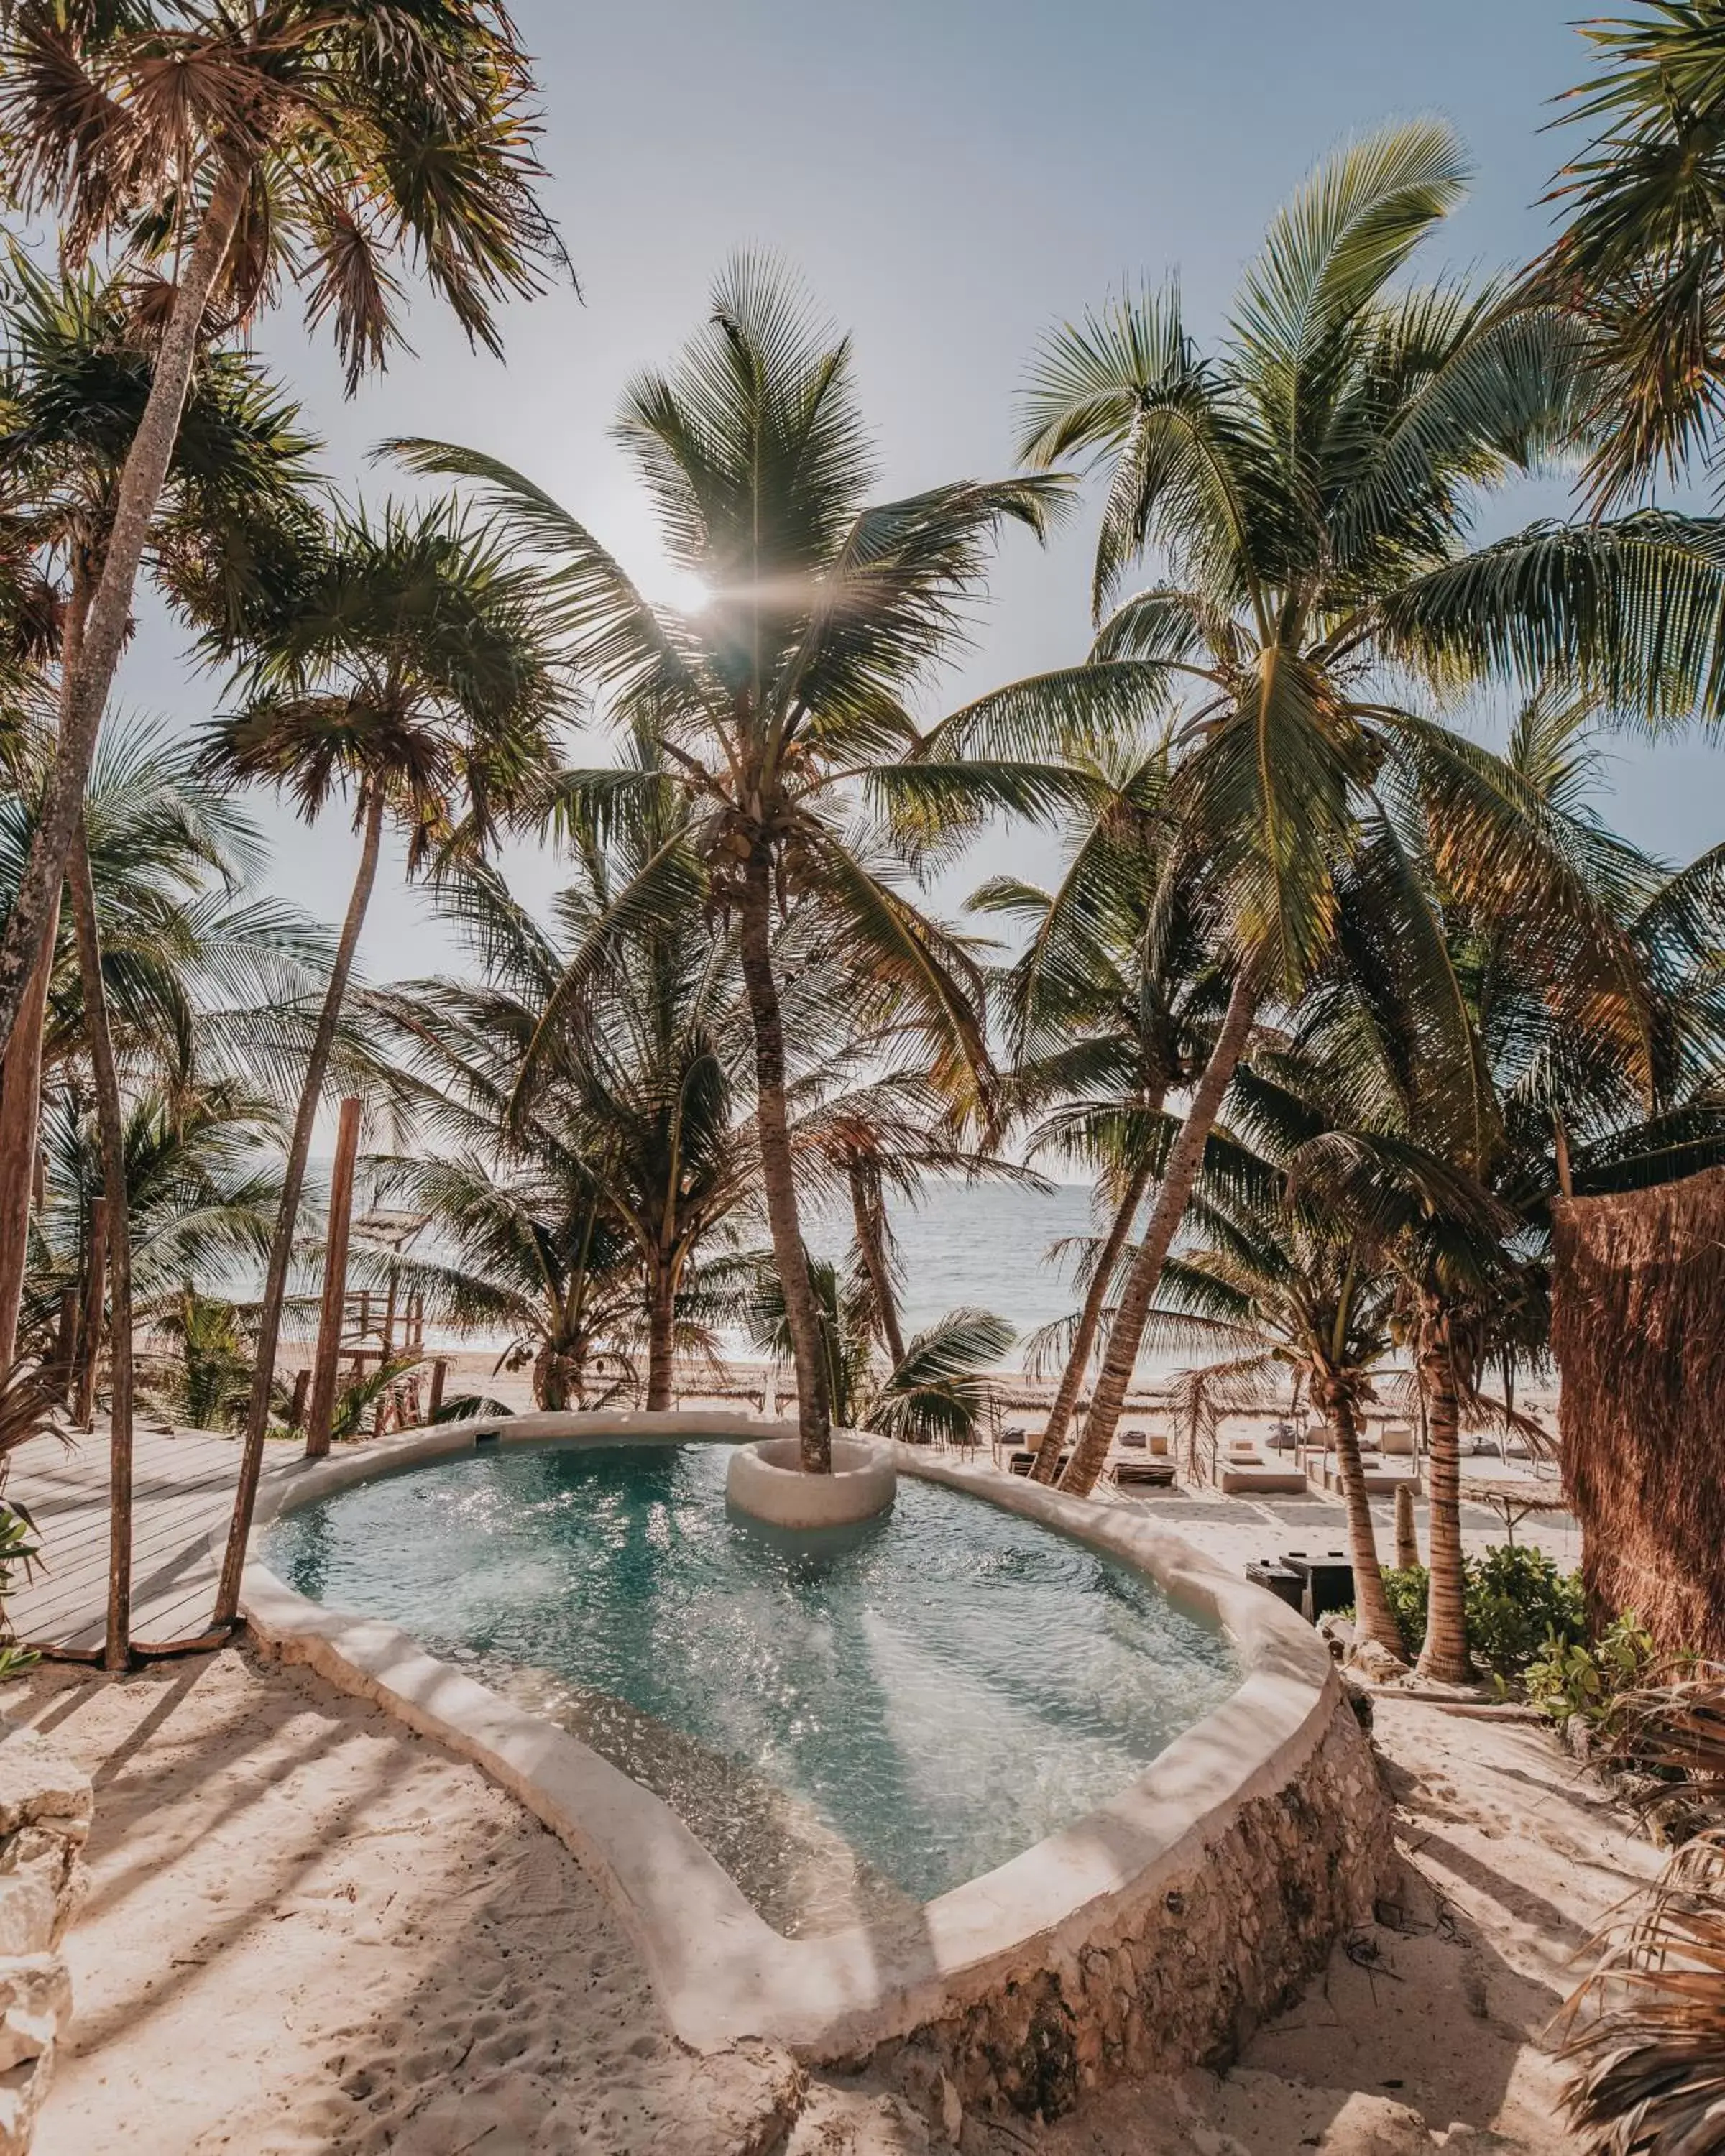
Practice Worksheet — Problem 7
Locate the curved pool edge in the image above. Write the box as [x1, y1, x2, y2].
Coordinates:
[233, 1411, 1392, 2111]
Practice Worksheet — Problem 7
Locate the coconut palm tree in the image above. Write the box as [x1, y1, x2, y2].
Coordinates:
[1016, 121, 1725, 1500]
[973, 732, 1233, 1478]
[204, 499, 563, 1624]
[1530, 1, 1725, 506]
[0, 256, 320, 1664]
[376, 811, 762, 1413]
[0, 0, 567, 1069]
[1145, 1178, 1409, 1655]
[363, 1151, 648, 1413]
[744, 1252, 1014, 1449]
[1282, 692, 1725, 1679]
[391, 257, 1083, 1470]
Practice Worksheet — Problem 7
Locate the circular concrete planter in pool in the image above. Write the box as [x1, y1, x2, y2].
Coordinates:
[725, 1432, 896, 1526]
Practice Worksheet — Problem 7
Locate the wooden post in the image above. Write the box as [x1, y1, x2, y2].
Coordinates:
[287, 1367, 310, 1432]
[1394, 1481, 1420, 1572]
[428, 1358, 446, 1422]
[382, 1266, 397, 1358]
[52, 1287, 77, 1397]
[304, 1097, 362, 1460]
[73, 1197, 108, 1432]
[357, 1288, 371, 1342]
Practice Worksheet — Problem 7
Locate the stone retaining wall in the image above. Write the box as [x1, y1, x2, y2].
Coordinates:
[0, 1722, 91, 2155]
[859, 1695, 1389, 2121]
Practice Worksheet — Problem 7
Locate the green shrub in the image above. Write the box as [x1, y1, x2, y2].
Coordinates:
[0, 1503, 40, 1681]
[1349, 1547, 1588, 1677]
[1524, 1613, 1659, 1728]
[1377, 1563, 1430, 1657]
[1466, 1544, 1588, 1676]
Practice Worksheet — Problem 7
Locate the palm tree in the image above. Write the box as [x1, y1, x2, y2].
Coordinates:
[1530, 1, 1725, 505]
[0, 254, 314, 1385]
[0, 0, 566, 1069]
[205, 499, 562, 1625]
[1146, 1171, 1409, 1656]
[1016, 121, 1725, 1499]
[1283, 693, 1725, 1678]
[392, 258, 1080, 1470]
[0, 256, 319, 1664]
[744, 1252, 1014, 1449]
[377, 820, 760, 1414]
[974, 732, 1230, 1478]
[364, 1151, 648, 1412]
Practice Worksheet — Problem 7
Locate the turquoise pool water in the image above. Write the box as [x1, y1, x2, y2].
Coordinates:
[265, 1442, 1240, 1907]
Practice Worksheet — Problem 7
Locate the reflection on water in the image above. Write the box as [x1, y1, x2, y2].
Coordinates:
[265, 1442, 1239, 1911]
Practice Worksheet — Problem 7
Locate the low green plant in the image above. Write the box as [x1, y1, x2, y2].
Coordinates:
[1347, 1547, 1588, 1678]
[1376, 1563, 1432, 1659]
[1525, 1614, 1660, 1728]
[1467, 1545, 1588, 1677]
[0, 1504, 41, 1680]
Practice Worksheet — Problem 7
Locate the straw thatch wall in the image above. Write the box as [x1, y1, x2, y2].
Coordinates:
[1551, 1166, 1725, 1658]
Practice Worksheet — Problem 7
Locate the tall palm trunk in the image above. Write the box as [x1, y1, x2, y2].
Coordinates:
[1060, 960, 1263, 1496]
[1416, 1296, 1472, 1684]
[213, 787, 386, 1624]
[0, 913, 57, 1370]
[0, 558, 95, 1370]
[737, 847, 830, 1470]
[1031, 1151, 1154, 1483]
[645, 1253, 676, 1411]
[848, 1160, 906, 1370]
[67, 824, 133, 1672]
[1320, 1382, 1404, 1659]
[0, 165, 249, 1063]
[70, 1199, 107, 1431]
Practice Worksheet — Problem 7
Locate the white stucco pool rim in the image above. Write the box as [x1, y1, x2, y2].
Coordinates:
[234, 1410, 1357, 2064]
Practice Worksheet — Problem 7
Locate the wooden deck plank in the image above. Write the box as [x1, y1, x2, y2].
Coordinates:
[4, 1424, 306, 1652]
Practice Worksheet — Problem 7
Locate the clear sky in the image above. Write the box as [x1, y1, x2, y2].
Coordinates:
[116, 0, 1725, 980]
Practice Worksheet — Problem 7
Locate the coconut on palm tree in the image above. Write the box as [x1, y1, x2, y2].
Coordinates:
[391, 259, 1085, 1470]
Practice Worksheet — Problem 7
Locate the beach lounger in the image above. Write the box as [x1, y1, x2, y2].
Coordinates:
[1113, 1459, 1176, 1488]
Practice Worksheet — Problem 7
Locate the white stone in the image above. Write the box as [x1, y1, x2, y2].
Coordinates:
[725, 1435, 896, 1528]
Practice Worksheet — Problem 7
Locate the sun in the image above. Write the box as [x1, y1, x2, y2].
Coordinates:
[645, 562, 713, 617]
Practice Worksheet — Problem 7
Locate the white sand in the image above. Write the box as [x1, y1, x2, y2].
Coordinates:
[18, 1651, 1657, 2154]
[16, 1650, 801, 2155]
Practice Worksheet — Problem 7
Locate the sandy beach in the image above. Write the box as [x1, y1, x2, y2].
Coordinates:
[16, 1643, 1649, 2155]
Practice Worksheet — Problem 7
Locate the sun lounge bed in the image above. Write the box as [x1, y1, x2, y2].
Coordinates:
[1113, 1458, 1177, 1489]
[1218, 1463, 1310, 1495]
[1310, 1453, 1419, 1496]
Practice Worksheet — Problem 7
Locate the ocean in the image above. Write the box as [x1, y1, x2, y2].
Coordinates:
[303, 1164, 1118, 1373]
[803, 1178, 1101, 1355]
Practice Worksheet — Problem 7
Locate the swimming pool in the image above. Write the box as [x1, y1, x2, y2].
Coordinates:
[264, 1439, 1241, 1921]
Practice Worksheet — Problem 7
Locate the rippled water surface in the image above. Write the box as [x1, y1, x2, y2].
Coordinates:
[266, 1442, 1240, 1904]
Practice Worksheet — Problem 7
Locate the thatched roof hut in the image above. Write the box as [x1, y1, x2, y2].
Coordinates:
[1551, 1166, 1725, 1659]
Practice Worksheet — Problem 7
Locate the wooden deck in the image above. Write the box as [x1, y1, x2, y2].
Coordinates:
[6, 1426, 305, 1655]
